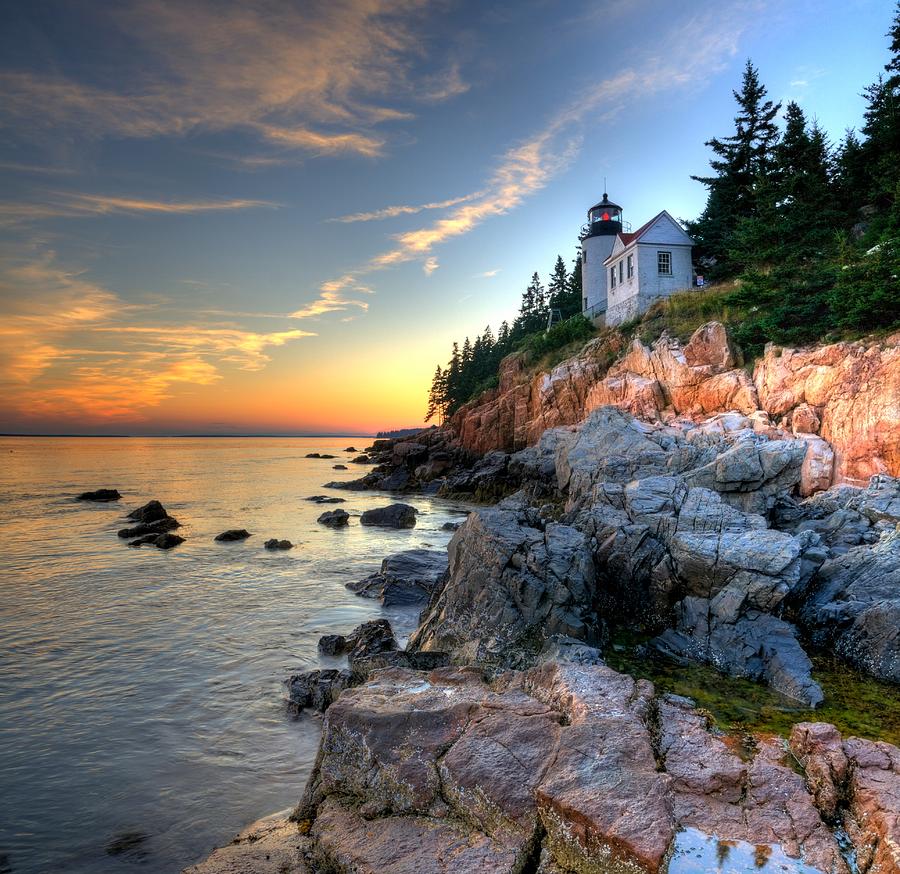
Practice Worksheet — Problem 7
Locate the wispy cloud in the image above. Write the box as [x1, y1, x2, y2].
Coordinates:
[423, 257, 439, 276]
[0, 0, 465, 159]
[476, 268, 500, 278]
[327, 192, 483, 223]
[0, 193, 275, 227]
[0, 248, 314, 421]
[298, 3, 754, 314]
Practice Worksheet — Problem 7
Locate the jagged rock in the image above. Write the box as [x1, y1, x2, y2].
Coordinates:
[350, 454, 370, 464]
[304, 495, 345, 504]
[264, 538, 293, 550]
[214, 529, 251, 542]
[347, 549, 448, 607]
[799, 530, 900, 683]
[317, 509, 349, 527]
[316, 619, 398, 662]
[286, 669, 353, 713]
[117, 516, 180, 538]
[77, 488, 121, 502]
[128, 532, 184, 549]
[126, 500, 169, 524]
[450, 323, 899, 486]
[410, 508, 598, 668]
[359, 503, 417, 529]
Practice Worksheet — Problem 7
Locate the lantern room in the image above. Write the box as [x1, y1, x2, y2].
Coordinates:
[581, 193, 623, 239]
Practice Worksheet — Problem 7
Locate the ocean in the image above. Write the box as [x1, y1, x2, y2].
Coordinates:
[0, 437, 466, 873]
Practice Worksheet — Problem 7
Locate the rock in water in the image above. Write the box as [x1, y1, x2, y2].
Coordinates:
[126, 500, 169, 524]
[305, 495, 345, 504]
[317, 509, 349, 527]
[77, 488, 121, 502]
[347, 549, 448, 607]
[214, 529, 251, 542]
[359, 503, 417, 529]
[128, 532, 184, 549]
[117, 516, 180, 538]
[264, 538, 293, 550]
[332, 464, 347, 470]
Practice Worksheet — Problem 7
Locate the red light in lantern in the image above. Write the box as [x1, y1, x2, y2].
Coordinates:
[602, 212, 610, 221]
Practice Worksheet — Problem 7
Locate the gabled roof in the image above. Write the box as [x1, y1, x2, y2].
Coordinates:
[603, 210, 693, 265]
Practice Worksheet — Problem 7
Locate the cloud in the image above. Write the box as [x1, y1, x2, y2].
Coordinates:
[0, 0, 464, 159]
[308, 3, 755, 299]
[0, 193, 275, 227]
[423, 257, 439, 276]
[328, 192, 483, 223]
[476, 268, 500, 278]
[0, 248, 314, 421]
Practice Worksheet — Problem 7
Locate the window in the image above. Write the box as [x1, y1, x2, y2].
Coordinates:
[658, 251, 672, 275]
[627, 254, 634, 279]
[610, 266, 616, 288]
[618, 261, 624, 284]
[583, 248, 587, 263]
[583, 297, 588, 310]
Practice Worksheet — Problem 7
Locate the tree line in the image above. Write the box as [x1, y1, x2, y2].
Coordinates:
[688, 4, 900, 350]
[426, 254, 585, 423]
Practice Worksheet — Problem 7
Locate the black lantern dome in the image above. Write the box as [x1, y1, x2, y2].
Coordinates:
[581, 193, 623, 239]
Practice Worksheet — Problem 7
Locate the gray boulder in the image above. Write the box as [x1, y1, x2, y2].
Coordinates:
[799, 531, 900, 683]
[347, 549, 448, 607]
[409, 508, 598, 668]
[359, 503, 417, 529]
[317, 509, 349, 528]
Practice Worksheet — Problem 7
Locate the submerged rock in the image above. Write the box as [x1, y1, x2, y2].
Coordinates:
[359, 503, 417, 529]
[304, 495, 345, 504]
[128, 532, 184, 549]
[77, 488, 121, 502]
[117, 516, 180, 539]
[332, 464, 347, 470]
[214, 529, 251, 542]
[264, 538, 293, 550]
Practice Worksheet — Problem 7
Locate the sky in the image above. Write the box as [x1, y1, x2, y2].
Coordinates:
[0, 0, 891, 435]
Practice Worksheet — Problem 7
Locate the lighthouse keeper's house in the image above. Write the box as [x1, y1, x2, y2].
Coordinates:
[580, 194, 695, 327]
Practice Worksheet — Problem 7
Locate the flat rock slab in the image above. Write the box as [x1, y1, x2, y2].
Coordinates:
[311, 798, 529, 874]
[183, 812, 310, 874]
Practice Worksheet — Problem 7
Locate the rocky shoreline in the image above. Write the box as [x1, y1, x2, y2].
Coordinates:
[189, 325, 900, 874]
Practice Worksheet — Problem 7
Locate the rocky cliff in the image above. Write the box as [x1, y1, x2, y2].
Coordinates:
[450, 323, 900, 487]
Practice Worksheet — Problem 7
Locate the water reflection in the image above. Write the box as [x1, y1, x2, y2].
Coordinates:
[670, 829, 826, 873]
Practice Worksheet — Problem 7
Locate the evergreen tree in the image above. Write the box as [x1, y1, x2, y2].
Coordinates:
[729, 102, 840, 350]
[497, 320, 511, 350]
[547, 256, 568, 309]
[687, 60, 781, 278]
[425, 366, 447, 423]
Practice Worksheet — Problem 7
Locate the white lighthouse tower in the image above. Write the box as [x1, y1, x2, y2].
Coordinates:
[580, 192, 624, 320]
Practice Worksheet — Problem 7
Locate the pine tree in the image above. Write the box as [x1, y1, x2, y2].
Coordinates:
[425, 366, 447, 423]
[687, 60, 781, 278]
[547, 256, 568, 311]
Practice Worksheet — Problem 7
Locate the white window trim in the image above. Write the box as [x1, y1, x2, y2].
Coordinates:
[657, 250, 672, 276]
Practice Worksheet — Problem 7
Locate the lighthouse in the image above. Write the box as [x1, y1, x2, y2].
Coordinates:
[580, 193, 623, 319]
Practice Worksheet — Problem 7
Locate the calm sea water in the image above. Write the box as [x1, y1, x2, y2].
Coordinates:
[0, 437, 467, 874]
